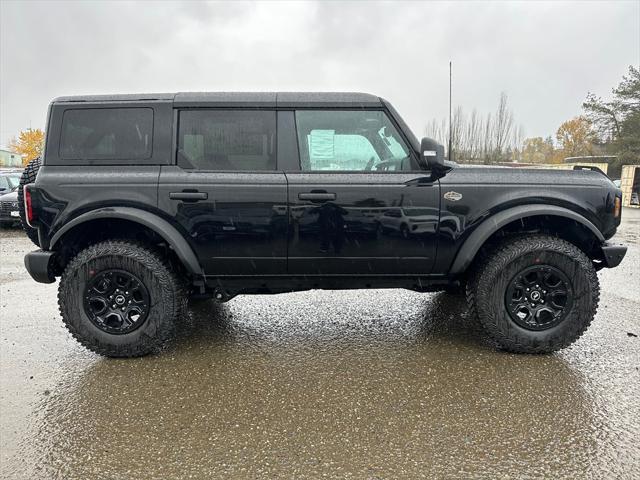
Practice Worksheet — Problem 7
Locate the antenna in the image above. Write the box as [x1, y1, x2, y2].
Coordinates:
[448, 61, 453, 162]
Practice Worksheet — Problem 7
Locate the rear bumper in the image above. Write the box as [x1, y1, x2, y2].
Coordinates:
[601, 242, 627, 268]
[24, 250, 56, 283]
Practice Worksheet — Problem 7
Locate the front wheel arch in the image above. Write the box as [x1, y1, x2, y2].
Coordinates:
[449, 205, 604, 275]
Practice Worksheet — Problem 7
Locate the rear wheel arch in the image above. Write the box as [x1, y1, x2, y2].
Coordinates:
[450, 205, 604, 275]
[50, 207, 203, 277]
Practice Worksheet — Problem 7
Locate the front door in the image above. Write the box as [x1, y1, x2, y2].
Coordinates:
[158, 109, 288, 276]
[285, 109, 440, 275]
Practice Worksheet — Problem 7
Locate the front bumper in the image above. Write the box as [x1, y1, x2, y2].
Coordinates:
[24, 250, 56, 283]
[0, 206, 20, 222]
[601, 242, 627, 268]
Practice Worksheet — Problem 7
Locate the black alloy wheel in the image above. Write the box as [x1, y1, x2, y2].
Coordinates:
[505, 265, 573, 331]
[83, 269, 150, 334]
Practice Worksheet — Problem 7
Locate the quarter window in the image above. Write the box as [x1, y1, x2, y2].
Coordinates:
[60, 108, 153, 160]
[295, 110, 413, 172]
[177, 110, 276, 171]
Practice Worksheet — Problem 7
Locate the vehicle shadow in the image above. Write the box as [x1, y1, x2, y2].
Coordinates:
[172, 291, 493, 354]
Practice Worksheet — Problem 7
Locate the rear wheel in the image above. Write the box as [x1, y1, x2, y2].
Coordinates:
[59, 240, 187, 357]
[467, 235, 599, 353]
[17, 157, 41, 246]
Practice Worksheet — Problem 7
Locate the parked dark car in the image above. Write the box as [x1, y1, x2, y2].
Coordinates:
[19, 92, 626, 357]
[0, 189, 20, 227]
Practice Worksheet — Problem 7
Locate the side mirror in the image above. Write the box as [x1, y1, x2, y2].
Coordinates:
[420, 137, 448, 178]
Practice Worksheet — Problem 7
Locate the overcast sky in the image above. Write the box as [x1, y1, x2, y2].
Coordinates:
[1, 0, 638, 148]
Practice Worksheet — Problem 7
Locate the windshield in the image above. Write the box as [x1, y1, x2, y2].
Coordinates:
[0, 175, 19, 191]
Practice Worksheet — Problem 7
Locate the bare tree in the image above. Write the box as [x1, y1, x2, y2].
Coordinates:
[492, 92, 514, 162]
[423, 92, 522, 164]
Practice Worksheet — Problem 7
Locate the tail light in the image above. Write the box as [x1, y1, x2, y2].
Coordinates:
[24, 185, 35, 226]
[614, 196, 621, 219]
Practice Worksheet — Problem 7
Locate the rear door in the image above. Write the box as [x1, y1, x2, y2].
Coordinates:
[158, 109, 288, 276]
[285, 109, 440, 275]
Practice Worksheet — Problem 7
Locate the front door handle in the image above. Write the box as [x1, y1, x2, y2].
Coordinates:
[169, 191, 208, 202]
[298, 192, 336, 201]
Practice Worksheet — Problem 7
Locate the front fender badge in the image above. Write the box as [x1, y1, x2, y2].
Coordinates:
[444, 191, 462, 202]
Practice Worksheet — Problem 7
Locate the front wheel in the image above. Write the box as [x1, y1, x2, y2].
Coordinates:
[58, 240, 187, 357]
[467, 235, 599, 354]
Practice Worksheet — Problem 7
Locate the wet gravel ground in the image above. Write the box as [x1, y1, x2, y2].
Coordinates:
[1, 210, 639, 479]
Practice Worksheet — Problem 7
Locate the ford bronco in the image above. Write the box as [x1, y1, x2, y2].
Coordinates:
[20, 92, 627, 357]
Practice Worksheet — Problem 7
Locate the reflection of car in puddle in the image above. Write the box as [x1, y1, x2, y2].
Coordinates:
[379, 207, 438, 238]
[26, 292, 601, 479]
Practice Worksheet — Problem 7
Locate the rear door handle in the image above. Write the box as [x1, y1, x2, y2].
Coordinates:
[169, 191, 208, 201]
[298, 192, 336, 201]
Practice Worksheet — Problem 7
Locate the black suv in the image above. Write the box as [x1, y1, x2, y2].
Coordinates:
[20, 92, 627, 357]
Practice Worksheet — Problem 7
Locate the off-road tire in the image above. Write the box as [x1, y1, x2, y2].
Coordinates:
[58, 240, 187, 357]
[17, 157, 41, 246]
[467, 235, 599, 354]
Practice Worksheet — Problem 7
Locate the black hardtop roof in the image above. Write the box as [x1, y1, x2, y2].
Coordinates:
[52, 92, 383, 108]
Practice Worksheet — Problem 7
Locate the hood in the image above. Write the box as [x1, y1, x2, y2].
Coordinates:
[0, 190, 18, 201]
[444, 165, 615, 188]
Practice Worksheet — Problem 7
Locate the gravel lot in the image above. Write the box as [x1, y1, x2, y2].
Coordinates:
[1, 209, 639, 479]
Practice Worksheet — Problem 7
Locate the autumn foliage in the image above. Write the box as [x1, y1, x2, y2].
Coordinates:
[555, 117, 595, 158]
[8, 128, 44, 166]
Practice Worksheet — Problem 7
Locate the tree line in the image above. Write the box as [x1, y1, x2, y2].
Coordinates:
[425, 65, 639, 178]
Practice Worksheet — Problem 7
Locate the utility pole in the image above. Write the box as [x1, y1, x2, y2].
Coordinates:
[448, 61, 453, 162]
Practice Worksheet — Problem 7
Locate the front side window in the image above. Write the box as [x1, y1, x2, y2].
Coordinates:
[295, 110, 413, 172]
[178, 110, 276, 171]
[60, 108, 153, 160]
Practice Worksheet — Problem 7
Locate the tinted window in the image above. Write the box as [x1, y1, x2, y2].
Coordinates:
[60, 108, 153, 160]
[295, 110, 412, 171]
[178, 110, 276, 171]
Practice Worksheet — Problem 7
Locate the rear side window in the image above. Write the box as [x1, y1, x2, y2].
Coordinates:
[60, 108, 153, 160]
[177, 110, 276, 171]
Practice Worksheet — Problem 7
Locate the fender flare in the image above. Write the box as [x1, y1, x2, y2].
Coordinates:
[449, 204, 604, 274]
[50, 207, 204, 276]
